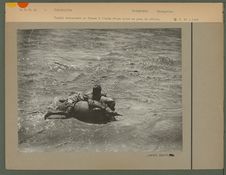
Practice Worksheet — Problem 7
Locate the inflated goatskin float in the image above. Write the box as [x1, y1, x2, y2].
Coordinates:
[73, 101, 117, 124]
[45, 96, 119, 124]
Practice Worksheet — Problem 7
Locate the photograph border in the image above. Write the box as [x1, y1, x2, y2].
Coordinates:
[5, 22, 191, 170]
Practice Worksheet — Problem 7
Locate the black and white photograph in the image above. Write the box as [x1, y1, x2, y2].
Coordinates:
[17, 28, 182, 152]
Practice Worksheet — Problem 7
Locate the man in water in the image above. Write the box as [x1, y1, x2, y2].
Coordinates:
[45, 84, 116, 119]
[84, 84, 115, 113]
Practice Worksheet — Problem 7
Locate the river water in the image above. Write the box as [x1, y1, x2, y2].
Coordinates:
[17, 28, 182, 152]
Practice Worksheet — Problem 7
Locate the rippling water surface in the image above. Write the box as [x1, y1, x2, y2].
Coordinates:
[17, 29, 182, 152]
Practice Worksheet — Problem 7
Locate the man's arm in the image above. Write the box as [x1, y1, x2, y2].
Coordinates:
[101, 92, 107, 97]
[88, 99, 107, 110]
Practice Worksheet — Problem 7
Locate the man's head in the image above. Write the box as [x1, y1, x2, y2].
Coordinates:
[93, 84, 102, 101]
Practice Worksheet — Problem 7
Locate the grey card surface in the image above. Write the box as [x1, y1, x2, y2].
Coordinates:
[3, 2, 224, 172]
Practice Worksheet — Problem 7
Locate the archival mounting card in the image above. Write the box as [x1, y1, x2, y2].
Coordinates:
[5, 3, 224, 170]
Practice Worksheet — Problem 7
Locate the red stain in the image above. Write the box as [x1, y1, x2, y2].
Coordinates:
[17, 2, 29, 8]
